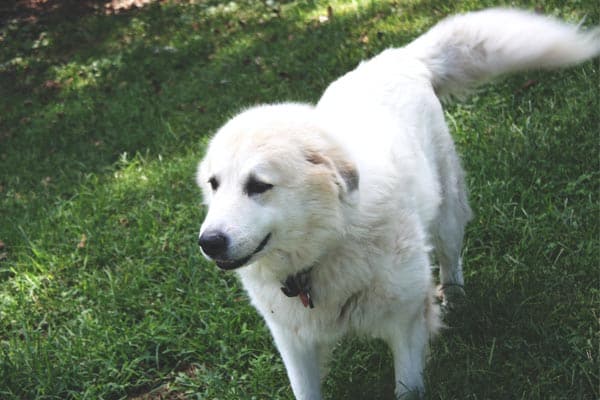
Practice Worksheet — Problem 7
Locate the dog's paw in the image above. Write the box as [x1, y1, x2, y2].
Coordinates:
[437, 284, 466, 313]
[396, 388, 423, 400]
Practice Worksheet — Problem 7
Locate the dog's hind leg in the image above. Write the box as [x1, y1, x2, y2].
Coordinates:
[433, 168, 472, 307]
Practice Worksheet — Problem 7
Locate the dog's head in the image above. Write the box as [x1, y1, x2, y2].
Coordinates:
[196, 103, 358, 272]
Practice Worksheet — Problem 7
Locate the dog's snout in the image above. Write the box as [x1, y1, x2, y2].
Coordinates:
[198, 231, 229, 258]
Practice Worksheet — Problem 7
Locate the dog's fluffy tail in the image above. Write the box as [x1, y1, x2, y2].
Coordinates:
[405, 8, 600, 98]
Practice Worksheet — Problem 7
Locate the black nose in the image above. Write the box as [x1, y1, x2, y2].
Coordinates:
[198, 231, 229, 258]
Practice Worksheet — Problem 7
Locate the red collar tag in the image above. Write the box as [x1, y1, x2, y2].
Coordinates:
[299, 291, 313, 308]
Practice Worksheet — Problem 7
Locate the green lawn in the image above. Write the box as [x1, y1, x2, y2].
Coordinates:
[0, 1, 597, 399]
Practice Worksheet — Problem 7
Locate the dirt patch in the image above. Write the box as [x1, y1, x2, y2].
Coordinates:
[0, 0, 161, 26]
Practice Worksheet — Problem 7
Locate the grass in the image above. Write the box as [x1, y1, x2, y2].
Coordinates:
[0, 0, 598, 399]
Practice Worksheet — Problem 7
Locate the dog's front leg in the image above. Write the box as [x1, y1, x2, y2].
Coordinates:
[380, 312, 429, 399]
[269, 324, 322, 400]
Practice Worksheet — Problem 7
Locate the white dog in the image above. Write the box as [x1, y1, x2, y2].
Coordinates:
[196, 9, 599, 399]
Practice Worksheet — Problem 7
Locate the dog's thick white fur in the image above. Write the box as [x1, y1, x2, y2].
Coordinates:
[196, 9, 599, 399]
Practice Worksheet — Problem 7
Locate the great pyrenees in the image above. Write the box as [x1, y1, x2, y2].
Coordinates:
[196, 8, 599, 399]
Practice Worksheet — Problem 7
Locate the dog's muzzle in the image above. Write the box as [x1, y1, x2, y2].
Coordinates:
[198, 231, 271, 270]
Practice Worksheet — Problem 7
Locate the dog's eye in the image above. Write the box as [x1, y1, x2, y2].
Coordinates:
[208, 177, 219, 191]
[245, 176, 273, 196]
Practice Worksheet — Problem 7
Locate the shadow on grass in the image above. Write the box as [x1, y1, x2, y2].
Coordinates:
[0, 0, 477, 193]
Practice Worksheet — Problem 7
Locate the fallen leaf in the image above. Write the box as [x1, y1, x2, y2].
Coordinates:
[77, 234, 87, 249]
[317, 6, 333, 24]
[515, 79, 538, 94]
[106, 0, 154, 14]
[521, 79, 538, 90]
[43, 80, 62, 90]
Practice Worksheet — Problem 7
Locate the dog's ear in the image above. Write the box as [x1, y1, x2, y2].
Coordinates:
[304, 149, 359, 198]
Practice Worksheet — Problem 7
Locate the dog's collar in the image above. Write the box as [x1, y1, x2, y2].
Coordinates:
[280, 268, 314, 309]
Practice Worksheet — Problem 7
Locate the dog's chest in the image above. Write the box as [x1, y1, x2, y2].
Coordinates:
[239, 265, 375, 338]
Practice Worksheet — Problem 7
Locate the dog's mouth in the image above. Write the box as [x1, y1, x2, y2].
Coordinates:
[215, 233, 271, 271]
